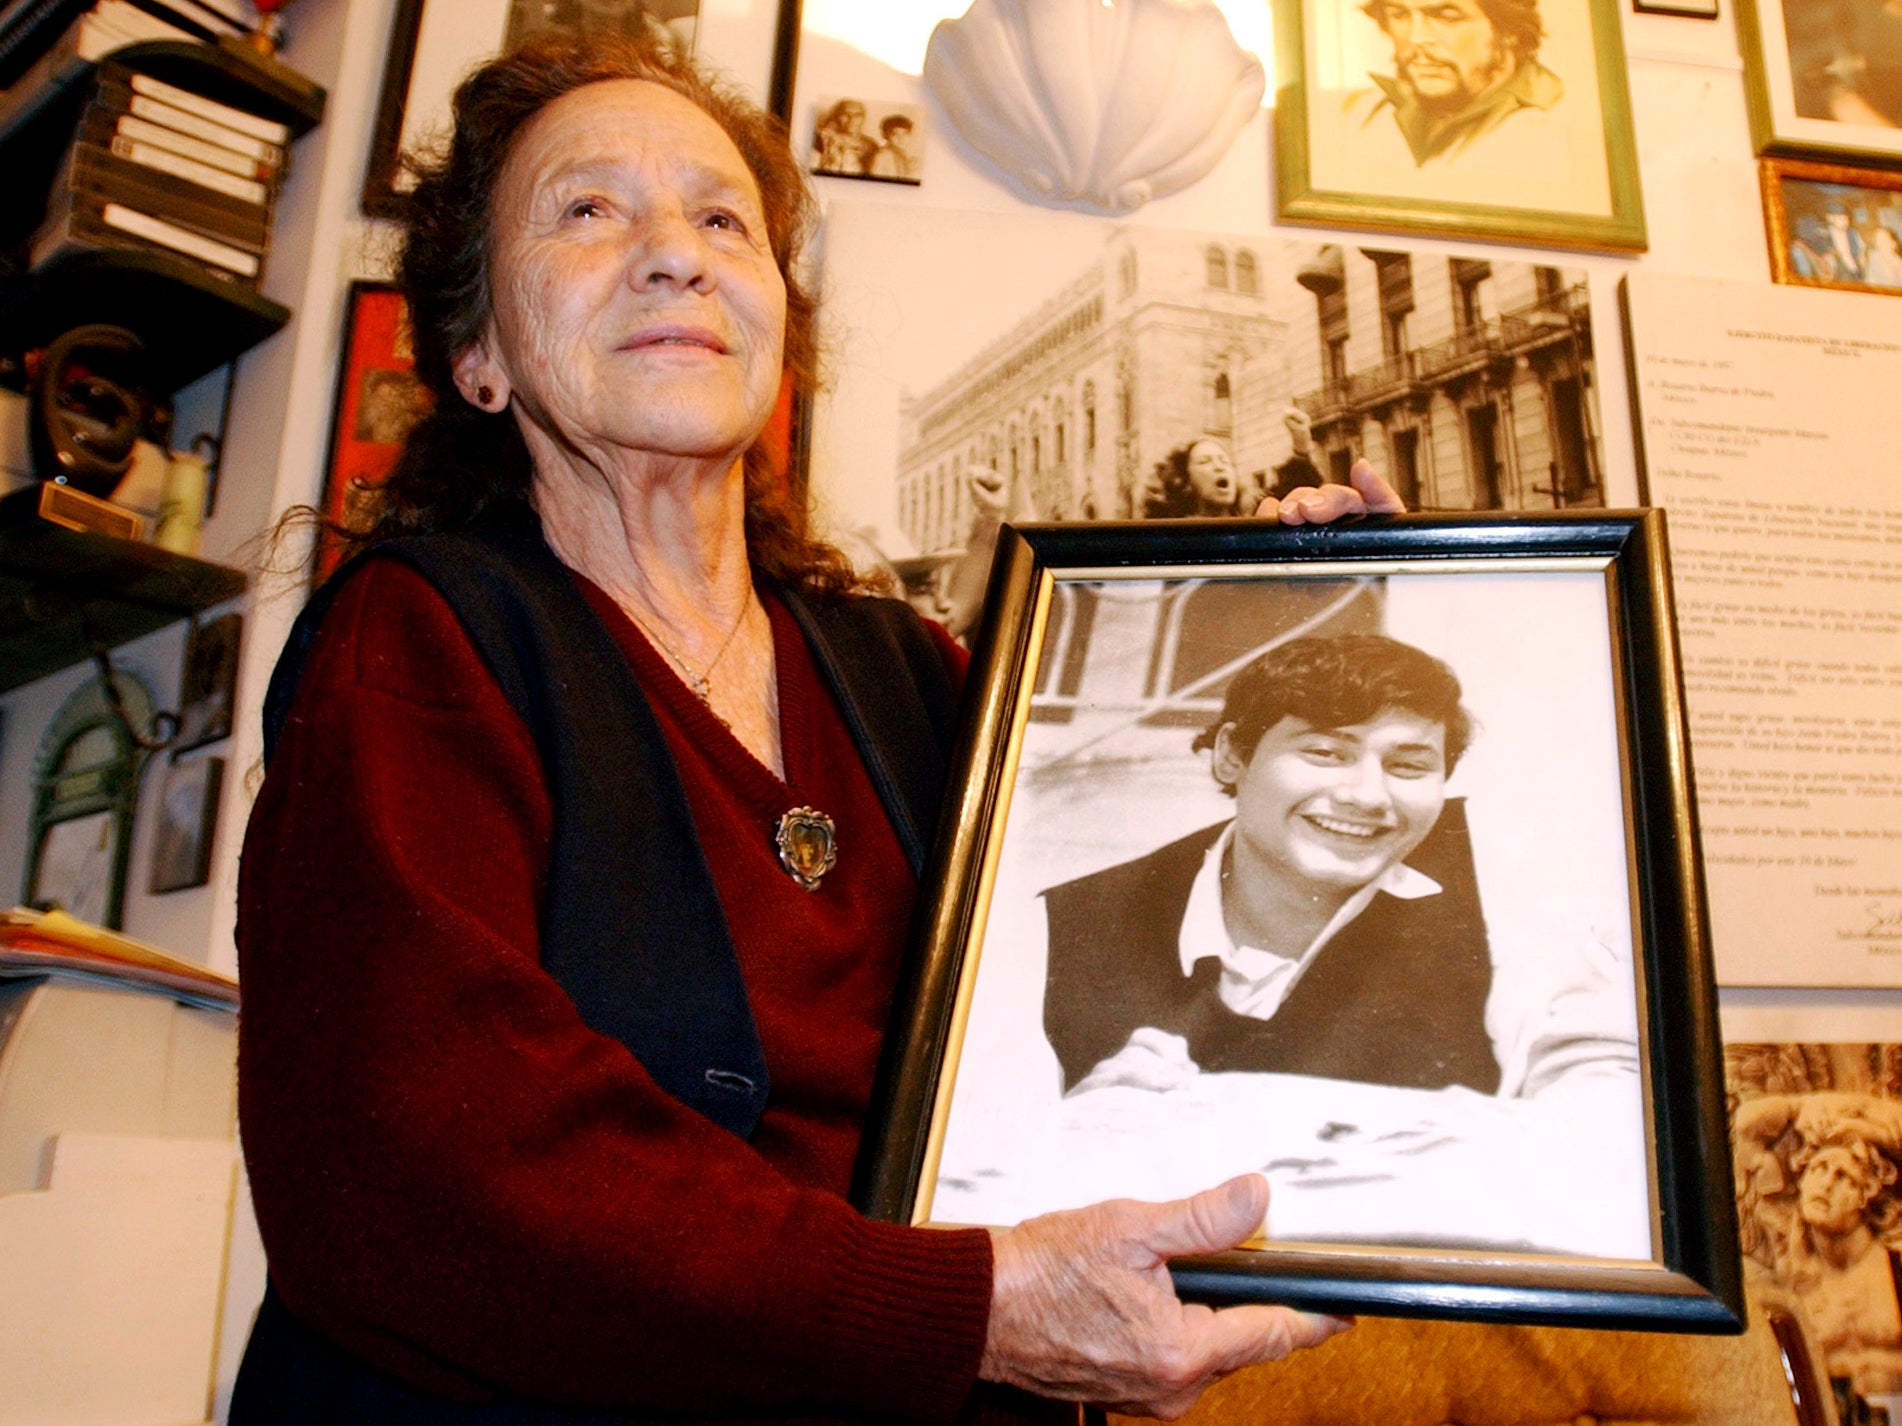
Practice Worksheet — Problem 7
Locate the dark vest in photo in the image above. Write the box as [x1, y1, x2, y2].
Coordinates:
[1041, 800, 1499, 1095]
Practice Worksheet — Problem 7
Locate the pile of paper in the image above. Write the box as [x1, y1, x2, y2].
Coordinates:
[2, 906, 237, 1010]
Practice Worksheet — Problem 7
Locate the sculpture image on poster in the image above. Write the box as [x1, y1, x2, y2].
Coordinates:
[1727, 1042, 1902, 1419]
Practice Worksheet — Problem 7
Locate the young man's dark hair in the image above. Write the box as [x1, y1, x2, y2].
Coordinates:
[1191, 632, 1474, 788]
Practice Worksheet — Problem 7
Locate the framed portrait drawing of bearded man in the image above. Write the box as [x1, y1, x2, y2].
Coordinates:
[854, 512, 1741, 1330]
[1273, 0, 1647, 251]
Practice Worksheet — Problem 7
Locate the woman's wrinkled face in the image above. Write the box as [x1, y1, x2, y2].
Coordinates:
[456, 79, 786, 470]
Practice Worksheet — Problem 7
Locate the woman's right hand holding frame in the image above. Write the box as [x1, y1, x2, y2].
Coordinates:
[979, 1174, 1352, 1417]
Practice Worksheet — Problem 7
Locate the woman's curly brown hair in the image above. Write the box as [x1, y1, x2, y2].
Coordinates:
[335, 27, 859, 594]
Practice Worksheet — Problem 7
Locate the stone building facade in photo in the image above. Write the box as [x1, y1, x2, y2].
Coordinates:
[1288, 246, 1602, 512]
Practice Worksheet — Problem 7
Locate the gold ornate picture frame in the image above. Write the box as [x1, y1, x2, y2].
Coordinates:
[1760, 156, 1902, 296]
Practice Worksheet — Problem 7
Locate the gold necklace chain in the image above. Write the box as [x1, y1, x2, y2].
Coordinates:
[621, 595, 752, 705]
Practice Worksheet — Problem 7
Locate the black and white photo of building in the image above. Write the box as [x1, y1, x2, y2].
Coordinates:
[894, 227, 1296, 552]
[810, 206, 1606, 580]
[1288, 245, 1602, 510]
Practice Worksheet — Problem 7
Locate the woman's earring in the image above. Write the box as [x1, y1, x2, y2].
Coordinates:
[478, 385, 495, 408]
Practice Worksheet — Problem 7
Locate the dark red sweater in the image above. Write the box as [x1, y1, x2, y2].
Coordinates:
[235, 559, 999, 1422]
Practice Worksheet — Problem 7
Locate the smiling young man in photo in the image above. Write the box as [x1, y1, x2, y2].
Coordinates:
[1041, 632, 1502, 1095]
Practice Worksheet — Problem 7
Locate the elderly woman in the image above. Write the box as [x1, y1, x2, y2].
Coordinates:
[230, 32, 1400, 1426]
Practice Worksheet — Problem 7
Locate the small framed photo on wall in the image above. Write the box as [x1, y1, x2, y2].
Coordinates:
[810, 97, 924, 184]
[1632, 0, 1718, 19]
[1273, 0, 1646, 250]
[149, 757, 225, 896]
[1760, 156, 1902, 294]
[172, 614, 242, 754]
[317, 282, 429, 580]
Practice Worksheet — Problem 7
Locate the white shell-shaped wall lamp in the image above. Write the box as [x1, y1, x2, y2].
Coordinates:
[922, 0, 1266, 216]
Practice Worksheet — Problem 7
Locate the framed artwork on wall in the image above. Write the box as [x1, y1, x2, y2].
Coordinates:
[315, 281, 428, 580]
[1736, 0, 1902, 168]
[855, 512, 1741, 1331]
[809, 96, 925, 185]
[1272, 0, 1646, 251]
[1632, 0, 1717, 18]
[362, 0, 801, 218]
[149, 756, 225, 895]
[1760, 156, 1902, 295]
[172, 614, 243, 754]
[24, 673, 157, 931]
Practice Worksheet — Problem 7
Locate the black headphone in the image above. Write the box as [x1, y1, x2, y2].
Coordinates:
[30, 324, 153, 497]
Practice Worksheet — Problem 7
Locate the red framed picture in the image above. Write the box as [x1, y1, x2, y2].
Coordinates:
[316, 280, 430, 580]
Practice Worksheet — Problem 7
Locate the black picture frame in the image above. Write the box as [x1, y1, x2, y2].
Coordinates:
[172, 613, 242, 754]
[363, 0, 800, 219]
[854, 511, 1743, 1333]
[148, 755, 225, 895]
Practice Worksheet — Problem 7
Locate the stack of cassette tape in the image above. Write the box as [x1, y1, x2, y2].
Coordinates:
[30, 47, 287, 289]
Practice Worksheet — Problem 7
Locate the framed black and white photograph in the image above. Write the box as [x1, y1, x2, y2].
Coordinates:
[809, 96, 924, 184]
[149, 756, 225, 895]
[1761, 155, 1902, 293]
[1737, 0, 1902, 168]
[1273, 0, 1646, 250]
[856, 512, 1742, 1331]
[172, 614, 243, 754]
[362, 0, 798, 218]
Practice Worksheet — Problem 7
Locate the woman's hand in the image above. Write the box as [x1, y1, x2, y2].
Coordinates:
[1255, 459, 1405, 525]
[980, 1175, 1352, 1418]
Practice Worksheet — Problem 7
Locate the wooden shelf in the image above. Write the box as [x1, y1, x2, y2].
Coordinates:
[0, 248, 291, 391]
[0, 37, 316, 692]
[0, 496, 246, 693]
[0, 37, 325, 158]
